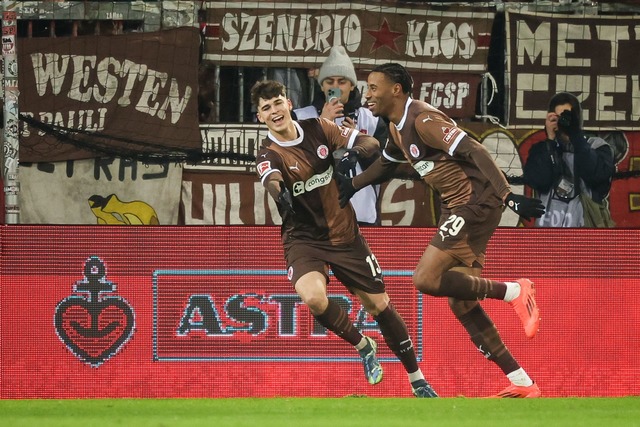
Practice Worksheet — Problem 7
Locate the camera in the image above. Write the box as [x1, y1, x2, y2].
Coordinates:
[557, 109, 573, 133]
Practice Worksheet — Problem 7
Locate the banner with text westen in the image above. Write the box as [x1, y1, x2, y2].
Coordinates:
[1, 226, 639, 398]
[18, 27, 202, 162]
[203, 2, 494, 72]
[506, 11, 640, 130]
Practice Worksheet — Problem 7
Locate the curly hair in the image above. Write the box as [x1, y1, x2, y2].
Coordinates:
[250, 80, 287, 108]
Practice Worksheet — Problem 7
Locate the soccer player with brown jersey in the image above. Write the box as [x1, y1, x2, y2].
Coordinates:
[251, 79, 437, 397]
[337, 63, 545, 398]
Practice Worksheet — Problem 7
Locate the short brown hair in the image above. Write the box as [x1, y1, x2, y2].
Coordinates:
[250, 80, 287, 108]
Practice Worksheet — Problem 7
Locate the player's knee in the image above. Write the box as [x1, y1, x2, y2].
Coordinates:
[301, 293, 328, 314]
[412, 270, 440, 296]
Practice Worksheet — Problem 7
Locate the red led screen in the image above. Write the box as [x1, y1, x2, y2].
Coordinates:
[1, 226, 639, 398]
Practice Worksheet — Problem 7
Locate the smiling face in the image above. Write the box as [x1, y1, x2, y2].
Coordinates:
[365, 71, 405, 123]
[255, 94, 296, 141]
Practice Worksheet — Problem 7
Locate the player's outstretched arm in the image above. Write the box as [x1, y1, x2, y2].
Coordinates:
[265, 173, 295, 215]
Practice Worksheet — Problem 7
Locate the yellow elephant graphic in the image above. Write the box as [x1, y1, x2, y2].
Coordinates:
[88, 194, 159, 225]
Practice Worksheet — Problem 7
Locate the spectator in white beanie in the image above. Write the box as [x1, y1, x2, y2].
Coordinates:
[294, 46, 390, 226]
[317, 45, 358, 86]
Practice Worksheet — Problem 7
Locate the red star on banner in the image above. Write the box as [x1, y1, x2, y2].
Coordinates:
[366, 19, 404, 53]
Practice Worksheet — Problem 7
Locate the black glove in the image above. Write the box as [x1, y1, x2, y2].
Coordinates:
[505, 193, 545, 220]
[335, 173, 356, 208]
[336, 149, 359, 178]
[277, 181, 295, 215]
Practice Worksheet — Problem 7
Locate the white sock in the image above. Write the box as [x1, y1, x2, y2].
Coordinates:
[507, 368, 533, 387]
[503, 282, 521, 302]
[408, 370, 425, 384]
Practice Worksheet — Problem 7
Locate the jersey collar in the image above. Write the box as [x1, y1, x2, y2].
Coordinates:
[268, 121, 304, 146]
[395, 98, 413, 130]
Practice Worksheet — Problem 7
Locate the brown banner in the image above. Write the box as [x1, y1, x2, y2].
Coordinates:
[18, 27, 202, 162]
[506, 11, 640, 130]
[356, 70, 481, 118]
[179, 170, 437, 227]
[204, 2, 494, 72]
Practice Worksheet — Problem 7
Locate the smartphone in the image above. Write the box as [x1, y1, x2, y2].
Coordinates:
[327, 88, 341, 102]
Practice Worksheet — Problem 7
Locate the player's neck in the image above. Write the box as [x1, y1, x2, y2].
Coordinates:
[271, 121, 298, 143]
[389, 96, 410, 124]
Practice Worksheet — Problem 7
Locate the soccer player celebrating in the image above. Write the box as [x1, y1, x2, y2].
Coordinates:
[251, 79, 437, 398]
[336, 63, 544, 398]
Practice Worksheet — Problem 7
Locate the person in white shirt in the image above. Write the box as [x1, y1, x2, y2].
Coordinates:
[294, 46, 388, 225]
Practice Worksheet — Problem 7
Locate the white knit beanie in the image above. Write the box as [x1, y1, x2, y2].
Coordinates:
[318, 46, 357, 86]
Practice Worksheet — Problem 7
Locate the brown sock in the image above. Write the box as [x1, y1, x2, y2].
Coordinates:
[439, 271, 507, 300]
[313, 298, 362, 346]
[456, 304, 520, 375]
[374, 303, 420, 374]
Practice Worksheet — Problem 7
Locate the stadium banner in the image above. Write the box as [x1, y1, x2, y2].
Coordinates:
[17, 27, 202, 163]
[179, 169, 437, 226]
[189, 123, 640, 227]
[18, 158, 182, 224]
[506, 11, 640, 130]
[203, 2, 494, 72]
[355, 70, 481, 119]
[1, 226, 639, 398]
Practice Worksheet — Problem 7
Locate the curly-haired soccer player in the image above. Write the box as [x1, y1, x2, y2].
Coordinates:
[252, 79, 437, 398]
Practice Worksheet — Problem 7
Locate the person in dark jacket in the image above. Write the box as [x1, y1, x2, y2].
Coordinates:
[523, 92, 615, 227]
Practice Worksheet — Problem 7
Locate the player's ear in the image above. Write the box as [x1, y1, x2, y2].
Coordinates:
[256, 112, 265, 124]
[287, 99, 293, 110]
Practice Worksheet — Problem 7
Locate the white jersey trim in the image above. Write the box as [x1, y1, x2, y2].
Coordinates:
[268, 121, 304, 147]
[260, 168, 281, 185]
[394, 98, 413, 131]
[448, 130, 467, 156]
[382, 149, 409, 163]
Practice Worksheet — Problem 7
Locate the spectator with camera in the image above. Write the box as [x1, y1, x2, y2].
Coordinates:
[294, 46, 388, 225]
[522, 92, 615, 227]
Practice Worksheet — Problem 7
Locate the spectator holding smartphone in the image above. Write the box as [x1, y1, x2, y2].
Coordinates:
[294, 46, 389, 225]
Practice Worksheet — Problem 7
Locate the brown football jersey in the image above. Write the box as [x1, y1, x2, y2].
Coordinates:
[383, 99, 510, 209]
[256, 118, 378, 245]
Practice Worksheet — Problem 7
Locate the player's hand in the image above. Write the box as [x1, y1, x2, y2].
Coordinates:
[505, 193, 545, 220]
[335, 173, 356, 208]
[336, 149, 359, 178]
[277, 181, 295, 215]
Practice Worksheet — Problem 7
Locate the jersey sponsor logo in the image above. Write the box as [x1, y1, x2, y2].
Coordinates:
[409, 144, 420, 158]
[441, 126, 461, 144]
[413, 160, 435, 176]
[292, 165, 333, 196]
[287, 266, 293, 281]
[257, 160, 271, 177]
[317, 145, 329, 159]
